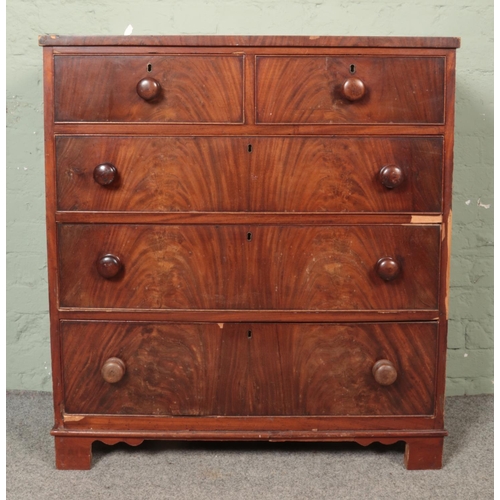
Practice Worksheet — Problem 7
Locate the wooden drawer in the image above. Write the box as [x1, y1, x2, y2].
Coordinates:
[58, 224, 440, 310]
[56, 136, 443, 213]
[61, 321, 437, 416]
[256, 56, 445, 124]
[54, 55, 244, 123]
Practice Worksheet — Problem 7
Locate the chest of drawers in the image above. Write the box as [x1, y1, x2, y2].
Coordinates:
[39, 35, 459, 470]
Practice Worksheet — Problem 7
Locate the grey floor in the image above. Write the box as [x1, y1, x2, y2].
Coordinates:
[6, 392, 493, 500]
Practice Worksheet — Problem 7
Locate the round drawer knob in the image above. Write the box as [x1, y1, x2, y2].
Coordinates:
[376, 257, 400, 281]
[372, 359, 398, 386]
[342, 77, 366, 101]
[379, 165, 404, 189]
[96, 254, 122, 279]
[101, 357, 126, 384]
[93, 163, 118, 187]
[136, 77, 161, 101]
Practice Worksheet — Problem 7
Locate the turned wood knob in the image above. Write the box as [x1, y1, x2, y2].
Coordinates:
[96, 254, 122, 279]
[93, 163, 117, 186]
[342, 77, 366, 101]
[379, 164, 404, 189]
[373, 359, 398, 386]
[136, 77, 161, 101]
[101, 357, 126, 383]
[376, 257, 400, 281]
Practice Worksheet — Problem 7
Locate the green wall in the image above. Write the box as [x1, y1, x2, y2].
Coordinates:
[6, 0, 493, 395]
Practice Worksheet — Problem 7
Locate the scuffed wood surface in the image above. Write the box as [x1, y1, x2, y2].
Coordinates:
[61, 321, 437, 416]
[39, 35, 461, 48]
[256, 56, 445, 124]
[54, 55, 244, 123]
[58, 224, 440, 310]
[56, 136, 443, 213]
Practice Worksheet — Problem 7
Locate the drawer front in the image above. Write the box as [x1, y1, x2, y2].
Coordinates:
[56, 136, 249, 211]
[58, 224, 439, 310]
[56, 136, 443, 213]
[250, 137, 443, 212]
[62, 321, 437, 416]
[54, 55, 244, 123]
[256, 56, 445, 124]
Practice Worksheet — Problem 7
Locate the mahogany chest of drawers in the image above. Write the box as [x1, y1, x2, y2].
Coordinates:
[39, 35, 459, 470]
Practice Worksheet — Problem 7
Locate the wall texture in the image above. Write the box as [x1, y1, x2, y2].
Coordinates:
[6, 0, 493, 395]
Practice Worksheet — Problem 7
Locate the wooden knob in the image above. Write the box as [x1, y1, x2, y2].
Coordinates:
[342, 77, 366, 101]
[136, 77, 161, 101]
[373, 359, 398, 386]
[93, 163, 117, 186]
[376, 257, 400, 281]
[101, 357, 126, 383]
[96, 254, 122, 279]
[379, 165, 404, 189]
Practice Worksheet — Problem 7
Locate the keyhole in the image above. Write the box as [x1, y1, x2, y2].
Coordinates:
[247, 232, 252, 241]
[147, 63, 152, 72]
[350, 64, 356, 74]
[248, 144, 252, 153]
[247, 330, 252, 339]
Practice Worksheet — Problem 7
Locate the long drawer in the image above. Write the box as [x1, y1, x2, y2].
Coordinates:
[56, 136, 443, 213]
[58, 224, 440, 310]
[256, 56, 445, 124]
[61, 321, 438, 416]
[54, 55, 244, 123]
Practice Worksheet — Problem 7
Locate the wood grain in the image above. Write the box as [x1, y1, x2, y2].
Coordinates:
[54, 436, 93, 470]
[53, 123, 447, 136]
[61, 321, 437, 416]
[57, 224, 440, 310]
[256, 56, 445, 124]
[56, 136, 249, 211]
[42, 46, 67, 429]
[41, 36, 458, 470]
[58, 309, 440, 323]
[39, 35, 461, 48]
[249, 137, 443, 212]
[56, 136, 442, 213]
[405, 437, 444, 469]
[55, 212, 443, 225]
[54, 436, 143, 470]
[54, 55, 244, 123]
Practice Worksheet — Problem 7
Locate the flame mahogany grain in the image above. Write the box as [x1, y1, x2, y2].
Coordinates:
[249, 137, 443, 212]
[256, 56, 445, 124]
[54, 55, 244, 123]
[56, 136, 443, 213]
[41, 35, 458, 470]
[61, 321, 437, 416]
[57, 224, 440, 310]
[56, 136, 249, 212]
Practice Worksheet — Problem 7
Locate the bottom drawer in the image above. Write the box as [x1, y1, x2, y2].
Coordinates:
[61, 321, 437, 416]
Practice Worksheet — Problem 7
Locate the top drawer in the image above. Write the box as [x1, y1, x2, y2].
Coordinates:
[53, 55, 244, 123]
[256, 56, 445, 124]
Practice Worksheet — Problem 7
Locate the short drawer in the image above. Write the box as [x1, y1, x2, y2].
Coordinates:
[56, 136, 443, 213]
[256, 56, 445, 124]
[54, 55, 244, 123]
[58, 224, 440, 310]
[62, 321, 437, 416]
